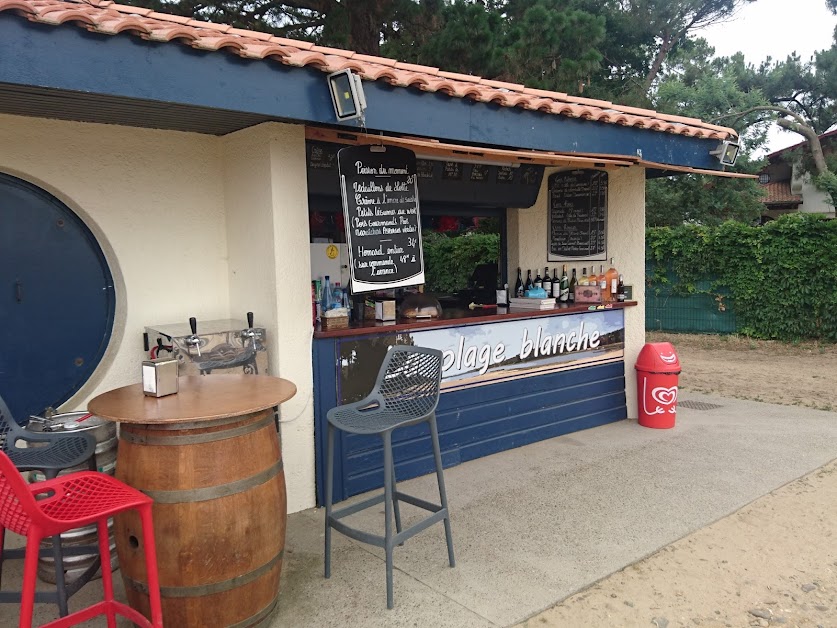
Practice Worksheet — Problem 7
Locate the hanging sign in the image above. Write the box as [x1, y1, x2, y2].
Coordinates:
[338, 145, 425, 293]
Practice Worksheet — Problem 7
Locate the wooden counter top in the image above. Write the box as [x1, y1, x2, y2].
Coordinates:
[314, 301, 637, 339]
[88, 374, 296, 424]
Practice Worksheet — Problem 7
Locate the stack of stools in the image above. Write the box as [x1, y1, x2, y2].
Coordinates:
[0, 395, 98, 619]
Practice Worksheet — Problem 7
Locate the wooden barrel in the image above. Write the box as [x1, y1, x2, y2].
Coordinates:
[114, 408, 286, 628]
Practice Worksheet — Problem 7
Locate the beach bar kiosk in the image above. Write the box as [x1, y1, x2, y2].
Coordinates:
[0, 0, 749, 516]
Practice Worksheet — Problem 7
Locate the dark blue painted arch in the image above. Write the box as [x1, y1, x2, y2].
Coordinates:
[0, 14, 725, 170]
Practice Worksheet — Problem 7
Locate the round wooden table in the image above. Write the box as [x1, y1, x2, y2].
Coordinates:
[89, 374, 296, 628]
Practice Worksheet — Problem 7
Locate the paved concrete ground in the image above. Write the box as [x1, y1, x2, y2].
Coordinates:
[2, 392, 837, 627]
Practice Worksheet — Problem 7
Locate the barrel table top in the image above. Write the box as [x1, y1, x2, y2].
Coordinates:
[88, 374, 297, 424]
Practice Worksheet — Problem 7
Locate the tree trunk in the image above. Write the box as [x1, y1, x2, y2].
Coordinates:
[347, 0, 392, 55]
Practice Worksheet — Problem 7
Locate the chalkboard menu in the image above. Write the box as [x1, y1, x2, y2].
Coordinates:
[416, 159, 435, 179]
[338, 145, 425, 293]
[308, 143, 337, 170]
[470, 164, 490, 181]
[442, 161, 462, 180]
[548, 170, 607, 262]
[497, 166, 516, 183]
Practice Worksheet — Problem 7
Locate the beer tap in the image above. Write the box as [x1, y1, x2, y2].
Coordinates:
[241, 311, 262, 350]
[185, 316, 202, 357]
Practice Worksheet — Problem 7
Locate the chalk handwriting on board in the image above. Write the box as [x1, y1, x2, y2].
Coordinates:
[443, 161, 462, 180]
[308, 142, 337, 170]
[338, 145, 425, 292]
[470, 164, 490, 181]
[547, 170, 607, 262]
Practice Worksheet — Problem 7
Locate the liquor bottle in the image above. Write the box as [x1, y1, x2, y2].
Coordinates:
[559, 264, 569, 302]
[605, 257, 619, 303]
[542, 267, 552, 296]
[569, 268, 577, 303]
[321, 275, 334, 312]
[616, 274, 626, 302]
[580, 267, 589, 286]
[515, 268, 524, 298]
[551, 268, 560, 298]
[525, 269, 534, 291]
[534, 268, 543, 290]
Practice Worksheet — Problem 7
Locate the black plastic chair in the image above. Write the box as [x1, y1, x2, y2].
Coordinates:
[0, 394, 97, 618]
[324, 345, 455, 609]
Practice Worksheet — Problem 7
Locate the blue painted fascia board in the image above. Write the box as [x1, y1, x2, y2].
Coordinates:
[0, 15, 724, 170]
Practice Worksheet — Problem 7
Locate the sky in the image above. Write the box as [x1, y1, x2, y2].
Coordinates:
[699, 0, 837, 154]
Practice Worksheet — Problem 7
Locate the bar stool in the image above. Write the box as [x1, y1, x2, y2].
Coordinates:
[0, 449, 163, 628]
[324, 345, 455, 609]
[0, 396, 97, 618]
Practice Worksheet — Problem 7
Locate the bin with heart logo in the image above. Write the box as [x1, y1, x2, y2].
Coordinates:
[635, 342, 681, 429]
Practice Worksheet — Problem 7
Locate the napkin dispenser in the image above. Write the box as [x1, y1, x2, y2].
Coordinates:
[142, 357, 179, 397]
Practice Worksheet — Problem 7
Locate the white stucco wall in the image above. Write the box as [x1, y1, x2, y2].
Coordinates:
[0, 113, 229, 411]
[507, 166, 646, 418]
[223, 123, 315, 513]
[792, 165, 835, 217]
[1, 115, 317, 513]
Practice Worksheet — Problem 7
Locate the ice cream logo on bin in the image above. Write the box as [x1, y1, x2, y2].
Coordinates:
[643, 380, 678, 415]
[659, 352, 678, 365]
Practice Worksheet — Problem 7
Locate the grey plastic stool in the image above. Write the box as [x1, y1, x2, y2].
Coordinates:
[0, 394, 97, 618]
[324, 345, 455, 609]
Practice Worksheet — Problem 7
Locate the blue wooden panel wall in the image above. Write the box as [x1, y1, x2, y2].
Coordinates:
[314, 337, 626, 504]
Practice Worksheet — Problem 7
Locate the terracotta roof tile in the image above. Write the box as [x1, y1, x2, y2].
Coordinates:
[762, 181, 801, 205]
[1, 0, 738, 140]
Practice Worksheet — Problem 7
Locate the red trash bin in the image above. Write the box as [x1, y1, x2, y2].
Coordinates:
[635, 342, 681, 429]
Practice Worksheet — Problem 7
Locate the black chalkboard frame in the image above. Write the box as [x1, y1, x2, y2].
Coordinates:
[338, 145, 426, 293]
[547, 169, 608, 263]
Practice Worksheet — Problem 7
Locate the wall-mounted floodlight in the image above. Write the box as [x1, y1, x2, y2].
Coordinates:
[327, 69, 367, 122]
[710, 139, 740, 167]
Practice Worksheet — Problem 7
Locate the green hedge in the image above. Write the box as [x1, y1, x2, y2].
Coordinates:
[422, 231, 500, 293]
[646, 213, 837, 342]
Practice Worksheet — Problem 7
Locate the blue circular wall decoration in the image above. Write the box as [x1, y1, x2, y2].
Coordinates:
[0, 173, 115, 422]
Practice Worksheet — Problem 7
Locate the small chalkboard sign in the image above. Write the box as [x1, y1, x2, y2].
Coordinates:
[416, 159, 435, 179]
[470, 164, 490, 181]
[547, 170, 607, 262]
[308, 142, 338, 170]
[338, 145, 425, 293]
[521, 165, 541, 186]
[442, 161, 462, 180]
[496, 166, 516, 183]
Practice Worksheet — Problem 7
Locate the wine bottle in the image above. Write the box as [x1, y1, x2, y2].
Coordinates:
[525, 269, 534, 291]
[605, 257, 618, 304]
[551, 268, 560, 298]
[559, 264, 569, 302]
[598, 265, 607, 300]
[515, 268, 524, 298]
[580, 267, 589, 286]
[569, 268, 577, 303]
[542, 267, 552, 296]
[617, 274, 626, 302]
[534, 268, 543, 290]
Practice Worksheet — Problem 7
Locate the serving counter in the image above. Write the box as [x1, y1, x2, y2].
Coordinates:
[313, 301, 636, 504]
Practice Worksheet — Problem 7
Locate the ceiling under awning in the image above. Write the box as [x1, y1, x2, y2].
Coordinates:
[306, 127, 756, 178]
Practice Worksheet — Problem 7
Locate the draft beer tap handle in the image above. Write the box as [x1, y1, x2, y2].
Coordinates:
[247, 311, 254, 329]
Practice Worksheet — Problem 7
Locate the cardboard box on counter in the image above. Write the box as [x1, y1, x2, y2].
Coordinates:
[375, 300, 396, 321]
[574, 285, 602, 303]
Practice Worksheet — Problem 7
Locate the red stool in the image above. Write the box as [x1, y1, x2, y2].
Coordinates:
[0, 450, 163, 628]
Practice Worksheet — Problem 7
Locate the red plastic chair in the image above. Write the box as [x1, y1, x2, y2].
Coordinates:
[0, 450, 163, 628]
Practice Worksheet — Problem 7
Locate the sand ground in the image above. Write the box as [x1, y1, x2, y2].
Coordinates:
[519, 333, 837, 628]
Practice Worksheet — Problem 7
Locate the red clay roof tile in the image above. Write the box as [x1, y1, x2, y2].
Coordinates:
[1, 0, 737, 141]
[762, 181, 801, 205]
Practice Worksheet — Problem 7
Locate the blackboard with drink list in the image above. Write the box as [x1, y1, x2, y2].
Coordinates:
[337, 145, 425, 293]
[547, 170, 608, 262]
